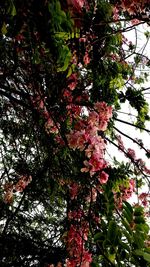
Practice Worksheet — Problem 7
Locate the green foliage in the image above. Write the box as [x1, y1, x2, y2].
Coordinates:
[0, 0, 150, 266]
[109, 73, 125, 90]
[126, 87, 149, 128]
[48, 0, 73, 32]
[57, 45, 72, 72]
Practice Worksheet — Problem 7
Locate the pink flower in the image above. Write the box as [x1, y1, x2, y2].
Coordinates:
[63, 89, 72, 99]
[98, 171, 109, 184]
[68, 209, 84, 220]
[66, 259, 76, 267]
[86, 187, 97, 202]
[43, 110, 50, 120]
[116, 135, 125, 151]
[129, 179, 135, 191]
[144, 166, 150, 175]
[67, 130, 88, 150]
[67, 0, 85, 12]
[82, 251, 92, 265]
[85, 144, 95, 158]
[54, 135, 65, 146]
[113, 6, 119, 20]
[69, 183, 79, 199]
[39, 99, 45, 109]
[76, 130, 89, 150]
[85, 136, 105, 158]
[67, 131, 79, 149]
[45, 118, 59, 134]
[79, 37, 87, 42]
[98, 120, 108, 131]
[83, 52, 90, 65]
[131, 19, 140, 25]
[68, 73, 78, 90]
[127, 148, 136, 160]
[89, 154, 107, 174]
[81, 160, 90, 173]
[94, 102, 112, 121]
[92, 102, 112, 131]
[88, 111, 99, 126]
[86, 124, 98, 136]
[67, 104, 81, 118]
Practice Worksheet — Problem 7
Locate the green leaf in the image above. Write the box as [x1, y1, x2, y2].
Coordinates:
[1, 23, 7, 35]
[94, 232, 103, 242]
[122, 219, 132, 235]
[122, 230, 132, 243]
[107, 220, 119, 245]
[123, 201, 133, 224]
[108, 253, 116, 263]
[123, 201, 133, 215]
[120, 241, 130, 252]
[66, 66, 72, 78]
[133, 233, 144, 248]
[135, 223, 149, 236]
[11, 4, 17, 16]
[135, 250, 150, 263]
[55, 32, 70, 40]
[134, 216, 145, 224]
[134, 206, 144, 216]
[109, 74, 124, 90]
[143, 252, 150, 262]
[57, 46, 71, 72]
[123, 210, 133, 224]
[134, 249, 144, 256]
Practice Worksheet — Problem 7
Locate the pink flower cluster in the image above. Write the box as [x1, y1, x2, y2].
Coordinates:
[69, 182, 80, 200]
[45, 117, 59, 134]
[67, 101, 112, 177]
[116, 135, 150, 176]
[66, 103, 112, 265]
[68, 209, 84, 221]
[86, 187, 97, 202]
[117, 0, 148, 15]
[94, 101, 113, 131]
[67, 223, 92, 267]
[67, 0, 86, 13]
[68, 73, 78, 91]
[66, 104, 82, 120]
[82, 154, 107, 177]
[83, 51, 90, 65]
[127, 148, 136, 160]
[67, 184, 92, 265]
[97, 171, 109, 184]
[139, 193, 150, 207]
[3, 175, 32, 204]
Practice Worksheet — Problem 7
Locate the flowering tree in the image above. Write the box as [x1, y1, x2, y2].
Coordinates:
[0, 0, 150, 266]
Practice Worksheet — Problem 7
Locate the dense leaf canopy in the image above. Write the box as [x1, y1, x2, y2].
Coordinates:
[0, 0, 150, 266]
